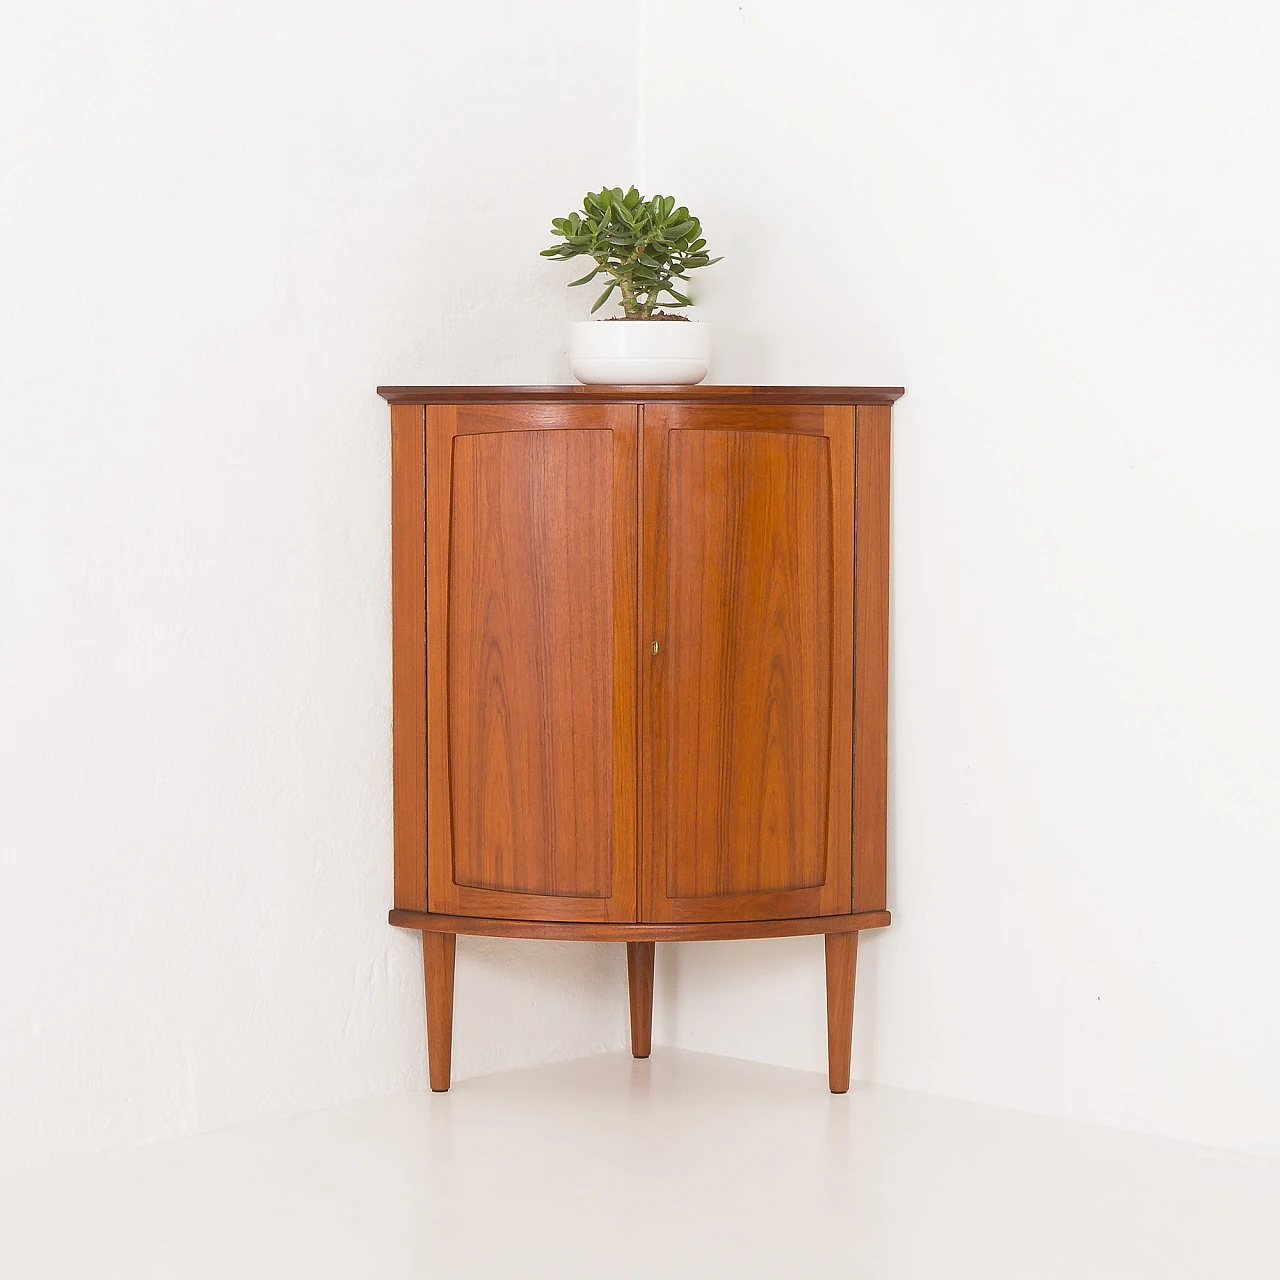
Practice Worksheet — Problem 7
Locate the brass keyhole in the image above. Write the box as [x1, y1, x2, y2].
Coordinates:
[651, 640, 659, 656]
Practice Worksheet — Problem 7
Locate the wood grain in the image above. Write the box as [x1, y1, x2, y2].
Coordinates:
[853, 405, 892, 913]
[626, 942, 655, 1058]
[824, 931, 858, 1093]
[426, 404, 639, 922]
[666, 428, 831, 898]
[389, 908, 890, 942]
[390, 404, 427, 912]
[422, 931, 456, 1092]
[379, 385, 906, 406]
[448, 428, 614, 898]
[642, 405, 855, 923]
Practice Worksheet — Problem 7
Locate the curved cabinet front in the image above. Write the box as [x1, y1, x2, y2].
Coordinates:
[383, 385, 899, 1092]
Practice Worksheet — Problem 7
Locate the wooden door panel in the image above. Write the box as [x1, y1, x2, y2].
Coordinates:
[427, 404, 638, 923]
[664, 428, 832, 897]
[642, 405, 854, 923]
[449, 428, 614, 898]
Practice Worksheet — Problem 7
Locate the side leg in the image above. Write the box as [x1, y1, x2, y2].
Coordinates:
[626, 941, 655, 1059]
[825, 931, 859, 1093]
[422, 931, 456, 1092]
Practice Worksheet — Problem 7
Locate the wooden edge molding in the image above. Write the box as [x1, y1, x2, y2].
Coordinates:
[387, 909, 891, 942]
[378, 385, 906, 406]
[852, 403, 891, 913]
[390, 404, 427, 911]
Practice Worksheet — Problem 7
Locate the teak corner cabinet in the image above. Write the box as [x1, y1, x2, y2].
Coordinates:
[378, 384, 903, 1093]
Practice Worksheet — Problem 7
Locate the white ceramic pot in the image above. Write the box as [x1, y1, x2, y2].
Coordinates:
[569, 319, 710, 385]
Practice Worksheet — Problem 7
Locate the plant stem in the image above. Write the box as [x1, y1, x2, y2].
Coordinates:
[595, 253, 651, 319]
[618, 275, 640, 318]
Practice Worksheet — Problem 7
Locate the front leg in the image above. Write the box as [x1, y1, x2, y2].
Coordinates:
[422, 931, 456, 1091]
[824, 931, 859, 1093]
[627, 941, 655, 1058]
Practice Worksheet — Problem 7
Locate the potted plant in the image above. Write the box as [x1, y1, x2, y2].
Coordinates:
[542, 185, 722, 385]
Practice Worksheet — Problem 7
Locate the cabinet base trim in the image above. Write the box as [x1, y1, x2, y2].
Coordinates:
[387, 909, 890, 942]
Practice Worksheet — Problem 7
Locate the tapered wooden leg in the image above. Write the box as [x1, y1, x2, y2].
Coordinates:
[626, 942, 655, 1059]
[422, 931, 456, 1092]
[825, 931, 859, 1094]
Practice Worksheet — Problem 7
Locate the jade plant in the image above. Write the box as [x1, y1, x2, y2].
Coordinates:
[541, 185, 722, 319]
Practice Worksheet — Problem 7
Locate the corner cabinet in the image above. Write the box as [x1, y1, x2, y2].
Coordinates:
[378, 385, 902, 1092]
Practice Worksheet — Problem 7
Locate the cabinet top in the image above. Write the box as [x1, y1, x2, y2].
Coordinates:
[377, 384, 905, 406]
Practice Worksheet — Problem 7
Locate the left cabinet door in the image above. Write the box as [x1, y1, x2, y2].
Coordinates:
[425, 404, 639, 923]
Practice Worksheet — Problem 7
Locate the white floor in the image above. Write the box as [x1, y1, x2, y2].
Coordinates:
[2, 1049, 1276, 1279]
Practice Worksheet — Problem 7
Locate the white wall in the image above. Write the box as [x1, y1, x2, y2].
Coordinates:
[5, 0, 1277, 1180]
[645, 0, 1280, 1158]
[0, 0, 637, 1176]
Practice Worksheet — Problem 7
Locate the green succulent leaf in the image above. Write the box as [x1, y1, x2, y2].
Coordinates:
[543, 185, 722, 316]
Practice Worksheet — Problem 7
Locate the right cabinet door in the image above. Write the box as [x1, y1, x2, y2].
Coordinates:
[641, 404, 854, 923]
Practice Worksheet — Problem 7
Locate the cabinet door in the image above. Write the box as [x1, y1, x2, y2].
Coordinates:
[426, 404, 638, 922]
[641, 404, 854, 923]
